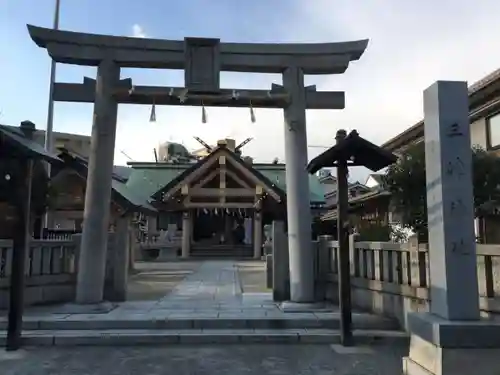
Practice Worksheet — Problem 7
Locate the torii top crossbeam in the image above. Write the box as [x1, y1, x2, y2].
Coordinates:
[27, 25, 368, 109]
[27, 25, 368, 74]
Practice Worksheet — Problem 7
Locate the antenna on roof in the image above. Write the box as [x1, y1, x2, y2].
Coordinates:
[308, 145, 330, 149]
[235, 137, 253, 152]
[153, 148, 158, 162]
[193, 136, 213, 152]
[120, 150, 134, 161]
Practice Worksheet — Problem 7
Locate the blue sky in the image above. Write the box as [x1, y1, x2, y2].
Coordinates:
[2, 0, 500, 181]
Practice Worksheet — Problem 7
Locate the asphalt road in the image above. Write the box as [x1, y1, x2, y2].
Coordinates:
[0, 344, 407, 375]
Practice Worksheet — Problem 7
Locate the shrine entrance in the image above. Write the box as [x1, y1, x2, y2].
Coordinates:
[28, 24, 368, 304]
[191, 209, 253, 256]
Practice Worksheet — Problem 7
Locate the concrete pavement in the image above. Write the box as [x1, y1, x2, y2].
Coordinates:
[0, 344, 407, 375]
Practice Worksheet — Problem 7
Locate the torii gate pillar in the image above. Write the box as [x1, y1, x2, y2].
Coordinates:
[76, 60, 120, 304]
[283, 67, 315, 302]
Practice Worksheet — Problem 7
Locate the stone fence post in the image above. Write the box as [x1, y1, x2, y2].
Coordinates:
[110, 214, 131, 302]
[316, 235, 333, 301]
[266, 253, 273, 289]
[72, 234, 82, 276]
[408, 235, 427, 287]
[349, 233, 360, 277]
[272, 221, 290, 301]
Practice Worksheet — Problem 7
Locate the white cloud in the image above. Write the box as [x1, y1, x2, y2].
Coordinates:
[131, 24, 147, 38]
[297, 0, 500, 147]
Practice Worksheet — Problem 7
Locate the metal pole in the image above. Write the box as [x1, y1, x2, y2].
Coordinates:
[6, 159, 34, 351]
[43, 0, 61, 229]
[335, 129, 353, 346]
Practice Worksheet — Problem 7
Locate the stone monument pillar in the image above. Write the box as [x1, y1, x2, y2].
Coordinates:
[147, 215, 157, 235]
[243, 217, 252, 245]
[403, 81, 500, 375]
[272, 221, 290, 302]
[253, 211, 263, 259]
[181, 211, 191, 258]
[282, 67, 314, 303]
[76, 59, 120, 304]
[110, 214, 130, 302]
[224, 213, 232, 244]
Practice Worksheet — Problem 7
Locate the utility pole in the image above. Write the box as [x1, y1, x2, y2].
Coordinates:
[43, 0, 61, 229]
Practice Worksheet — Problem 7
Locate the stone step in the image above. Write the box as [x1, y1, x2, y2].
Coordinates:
[189, 251, 254, 258]
[0, 313, 400, 331]
[188, 257, 255, 261]
[190, 246, 253, 255]
[189, 250, 253, 257]
[0, 329, 409, 346]
[402, 357, 434, 375]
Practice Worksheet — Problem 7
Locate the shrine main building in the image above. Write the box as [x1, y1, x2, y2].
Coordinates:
[125, 137, 326, 258]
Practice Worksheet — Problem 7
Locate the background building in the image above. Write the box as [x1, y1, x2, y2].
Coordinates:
[32, 130, 92, 158]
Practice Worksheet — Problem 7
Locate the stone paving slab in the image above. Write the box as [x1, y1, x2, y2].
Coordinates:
[0, 329, 409, 347]
[279, 301, 330, 312]
[127, 261, 202, 301]
[37, 302, 117, 314]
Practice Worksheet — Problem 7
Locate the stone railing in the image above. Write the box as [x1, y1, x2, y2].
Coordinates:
[0, 228, 134, 308]
[138, 230, 182, 261]
[323, 236, 500, 329]
[41, 228, 80, 241]
[0, 239, 78, 308]
[267, 222, 500, 330]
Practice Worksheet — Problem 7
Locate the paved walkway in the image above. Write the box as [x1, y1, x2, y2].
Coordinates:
[127, 261, 202, 301]
[156, 261, 244, 305]
[0, 261, 403, 346]
[0, 260, 397, 324]
[0, 344, 406, 375]
[110, 260, 282, 317]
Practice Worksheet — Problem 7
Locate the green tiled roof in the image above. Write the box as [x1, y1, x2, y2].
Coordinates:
[125, 164, 188, 199]
[113, 165, 132, 181]
[255, 165, 325, 203]
[111, 179, 156, 214]
[125, 162, 325, 204]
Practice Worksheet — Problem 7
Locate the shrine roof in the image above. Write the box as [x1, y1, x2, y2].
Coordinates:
[0, 123, 61, 163]
[56, 149, 156, 214]
[126, 157, 325, 205]
[112, 165, 133, 181]
[151, 146, 288, 202]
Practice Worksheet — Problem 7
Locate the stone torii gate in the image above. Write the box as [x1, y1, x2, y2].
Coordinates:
[27, 24, 368, 305]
